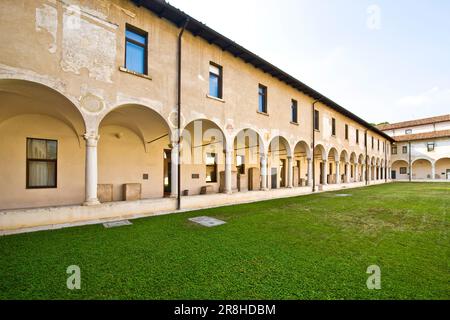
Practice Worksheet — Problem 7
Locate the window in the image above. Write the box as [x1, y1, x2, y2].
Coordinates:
[345, 124, 349, 140]
[258, 84, 267, 113]
[125, 25, 147, 74]
[26, 138, 57, 188]
[400, 167, 407, 174]
[356, 129, 359, 144]
[236, 155, 245, 174]
[371, 136, 374, 149]
[209, 62, 223, 99]
[377, 139, 380, 150]
[405, 129, 412, 135]
[205, 153, 217, 183]
[392, 146, 397, 155]
[291, 99, 298, 123]
[331, 118, 336, 136]
[402, 146, 408, 154]
[314, 110, 320, 130]
[364, 132, 367, 147]
[427, 142, 435, 152]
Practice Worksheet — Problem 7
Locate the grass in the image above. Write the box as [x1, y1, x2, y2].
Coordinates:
[0, 182, 449, 300]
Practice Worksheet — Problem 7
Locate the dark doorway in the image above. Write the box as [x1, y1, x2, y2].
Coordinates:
[271, 167, 277, 189]
[391, 170, 396, 180]
[163, 149, 171, 196]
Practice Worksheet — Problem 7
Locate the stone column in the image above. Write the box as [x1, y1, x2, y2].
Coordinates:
[83, 132, 100, 206]
[335, 161, 340, 184]
[170, 140, 179, 198]
[345, 162, 350, 183]
[431, 162, 436, 180]
[287, 156, 293, 188]
[322, 160, 328, 185]
[355, 164, 359, 182]
[261, 153, 268, 191]
[225, 147, 233, 194]
[306, 158, 312, 186]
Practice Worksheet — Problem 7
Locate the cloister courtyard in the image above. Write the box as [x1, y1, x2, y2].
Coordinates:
[0, 182, 448, 300]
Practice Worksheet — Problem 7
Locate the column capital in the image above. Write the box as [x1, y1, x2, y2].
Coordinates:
[83, 132, 99, 147]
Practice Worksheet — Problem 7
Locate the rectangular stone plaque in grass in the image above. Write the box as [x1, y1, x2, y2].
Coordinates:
[189, 216, 226, 227]
[103, 220, 132, 228]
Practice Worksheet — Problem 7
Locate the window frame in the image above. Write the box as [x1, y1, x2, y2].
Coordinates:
[392, 146, 397, 155]
[400, 167, 407, 174]
[124, 24, 148, 75]
[402, 146, 408, 154]
[331, 118, 336, 136]
[26, 137, 58, 189]
[291, 99, 298, 124]
[209, 62, 223, 99]
[258, 84, 268, 114]
[427, 142, 435, 152]
[405, 129, 412, 135]
[344, 124, 349, 140]
[356, 129, 359, 144]
[314, 110, 320, 131]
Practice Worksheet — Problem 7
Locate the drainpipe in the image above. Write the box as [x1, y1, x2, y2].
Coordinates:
[177, 18, 190, 210]
[384, 141, 388, 183]
[311, 99, 320, 192]
[408, 140, 412, 182]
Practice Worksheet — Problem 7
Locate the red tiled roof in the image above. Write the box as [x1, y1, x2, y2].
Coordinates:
[393, 129, 450, 142]
[377, 114, 450, 131]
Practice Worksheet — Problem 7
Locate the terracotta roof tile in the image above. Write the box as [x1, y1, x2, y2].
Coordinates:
[393, 129, 450, 142]
[377, 114, 450, 131]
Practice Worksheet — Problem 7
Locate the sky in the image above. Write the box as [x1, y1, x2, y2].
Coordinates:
[168, 0, 450, 124]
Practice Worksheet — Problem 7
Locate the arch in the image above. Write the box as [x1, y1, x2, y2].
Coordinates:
[340, 149, 349, 163]
[181, 118, 227, 194]
[313, 144, 326, 160]
[358, 154, 365, 164]
[435, 157, 450, 180]
[0, 78, 87, 209]
[99, 104, 173, 152]
[350, 152, 357, 164]
[327, 147, 339, 162]
[391, 160, 409, 180]
[268, 136, 292, 158]
[293, 140, 311, 159]
[412, 158, 433, 180]
[0, 79, 86, 142]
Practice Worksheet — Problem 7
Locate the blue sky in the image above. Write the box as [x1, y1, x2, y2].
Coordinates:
[169, 0, 450, 124]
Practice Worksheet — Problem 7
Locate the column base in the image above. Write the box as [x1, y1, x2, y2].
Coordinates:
[83, 199, 100, 206]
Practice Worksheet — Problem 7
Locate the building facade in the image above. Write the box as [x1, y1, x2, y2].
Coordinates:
[0, 0, 393, 232]
[378, 115, 450, 181]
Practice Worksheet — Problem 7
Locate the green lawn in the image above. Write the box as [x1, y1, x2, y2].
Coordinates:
[0, 183, 449, 300]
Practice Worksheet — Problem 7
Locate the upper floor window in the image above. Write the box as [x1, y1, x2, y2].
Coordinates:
[364, 132, 367, 147]
[258, 84, 267, 114]
[405, 129, 412, 135]
[314, 110, 320, 130]
[392, 146, 397, 154]
[427, 142, 435, 152]
[345, 124, 349, 140]
[27, 138, 57, 189]
[371, 136, 374, 149]
[209, 63, 223, 99]
[331, 118, 336, 136]
[125, 25, 148, 74]
[356, 129, 359, 143]
[291, 99, 298, 123]
[402, 146, 408, 154]
[377, 139, 380, 150]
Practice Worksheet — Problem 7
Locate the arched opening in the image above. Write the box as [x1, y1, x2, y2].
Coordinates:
[370, 157, 376, 180]
[181, 119, 226, 195]
[435, 158, 450, 180]
[349, 152, 357, 182]
[412, 159, 433, 180]
[327, 147, 339, 184]
[339, 150, 349, 183]
[98, 104, 172, 201]
[313, 144, 326, 185]
[358, 154, 365, 182]
[391, 160, 409, 180]
[268, 136, 291, 189]
[293, 140, 311, 187]
[233, 128, 264, 192]
[0, 79, 86, 209]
